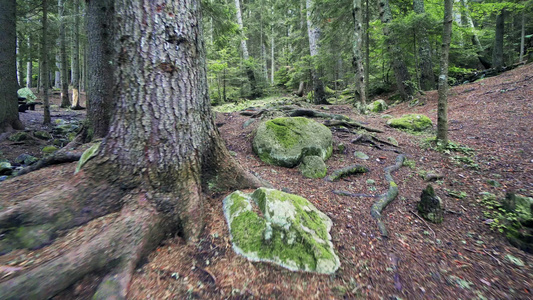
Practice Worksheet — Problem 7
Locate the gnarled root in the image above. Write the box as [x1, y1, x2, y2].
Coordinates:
[0, 193, 167, 300]
[370, 154, 405, 238]
[325, 165, 369, 182]
[0, 172, 125, 254]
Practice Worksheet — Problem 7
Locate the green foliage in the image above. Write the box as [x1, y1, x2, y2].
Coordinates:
[480, 192, 520, 233]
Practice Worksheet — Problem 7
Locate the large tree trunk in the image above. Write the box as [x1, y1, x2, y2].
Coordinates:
[41, 0, 51, 124]
[235, 0, 261, 98]
[353, 0, 366, 105]
[413, 0, 435, 91]
[71, 0, 83, 109]
[306, 0, 329, 105]
[86, 0, 114, 139]
[58, 0, 70, 108]
[492, 9, 505, 71]
[437, 0, 454, 145]
[378, 0, 414, 100]
[0, 0, 23, 132]
[0, 0, 262, 298]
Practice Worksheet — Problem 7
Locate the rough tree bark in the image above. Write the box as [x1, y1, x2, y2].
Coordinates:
[58, 0, 70, 108]
[353, 0, 366, 105]
[306, 0, 329, 104]
[413, 0, 435, 91]
[0, 0, 24, 132]
[0, 0, 262, 298]
[86, 0, 114, 139]
[492, 8, 505, 71]
[71, 0, 83, 110]
[437, 0, 454, 146]
[378, 0, 414, 100]
[41, 0, 51, 124]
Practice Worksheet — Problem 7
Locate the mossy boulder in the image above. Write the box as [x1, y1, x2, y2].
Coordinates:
[223, 188, 340, 274]
[367, 99, 388, 113]
[0, 162, 13, 176]
[418, 185, 444, 224]
[253, 117, 333, 167]
[14, 154, 38, 165]
[17, 87, 37, 103]
[8, 132, 31, 142]
[33, 131, 52, 140]
[298, 155, 327, 178]
[42, 145, 58, 154]
[387, 114, 433, 131]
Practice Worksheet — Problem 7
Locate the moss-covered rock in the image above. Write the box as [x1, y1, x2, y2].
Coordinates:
[41, 145, 58, 154]
[387, 114, 433, 131]
[0, 162, 13, 175]
[418, 185, 444, 223]
[75, 142, 101, 174]
[298, 155, 327, 178]
[253, 117, 333, 167]
[14, 154, 39, 165]
[367, 99, 388, 113]
[503, 193, 533, 253]
[17, 87, 37, 102]
[223, 188, 340, 274]
[8, 132, 31, 142]
[33, 131, 52, 140]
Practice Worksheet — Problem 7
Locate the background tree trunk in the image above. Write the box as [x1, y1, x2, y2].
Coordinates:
[26, 35, 32, 88]
[306, 0, 328, 104]
[437, 0, 454, 145]
[41, 0, 51, 124]
[235, 0, 260, 98]
[353, 0, 366, 105]
[519, 9, 525, 63]
[0, 0, 23, 132]
[58, 0, 70, 108]
[492, 9, 505, 70]
[16, 36, 23, 88]
[71, 0, 82, 109]
[413, 0, 435, 91]
[86, 0, 114, 139]
[378, 0, 413, 100]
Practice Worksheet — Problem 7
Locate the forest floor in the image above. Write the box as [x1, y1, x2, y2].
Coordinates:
[0, 63, 532, 299]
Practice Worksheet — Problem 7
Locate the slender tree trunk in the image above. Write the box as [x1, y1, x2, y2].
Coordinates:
[353, 0, 366, 105]
[378, 0, 413, 100]
[16, 36, 23, 88]
[42, 0, 51, 124]
[58, 0, 70, 107]
[364, 0, 370, 97]
[71, 0, 82, 109]
[437, 0, 454, 146]
[492, 9, 505, 70]
[271, 30, 275, 85]
[413, 0, 435, 91]
[461, 0, 490, 68]
[306, 0, 328, 104]
[520, 9, 525, 63]
[0, 0, 24, 132]
[86, 0, 114, 139]
[234, 0, 260, 98]
[26, 35, 32, 88]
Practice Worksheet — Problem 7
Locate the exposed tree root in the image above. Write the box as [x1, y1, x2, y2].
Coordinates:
[325, 165, 369, 182]
[332, 190, 375, 197]
[0, 193, 166, 300]
[324, 119, 383, 133]
[351, 133, 398, 149]
[370, 154, 405, 238]
[13, 151, 83, 177]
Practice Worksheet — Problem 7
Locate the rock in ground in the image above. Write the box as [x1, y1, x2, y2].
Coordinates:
[252, 117, 332, 167]
[223, 187, 340, 274]
[298, 155, 327, 178]
[418, 184, 444, 223]
[387, 114, 432, 131]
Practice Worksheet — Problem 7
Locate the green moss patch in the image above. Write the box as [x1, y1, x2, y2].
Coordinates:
[298, 156, 327, 178]
[387, 114, 433, 131]
[75, 142, 102, 174]
[223, 188, 340, 274]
